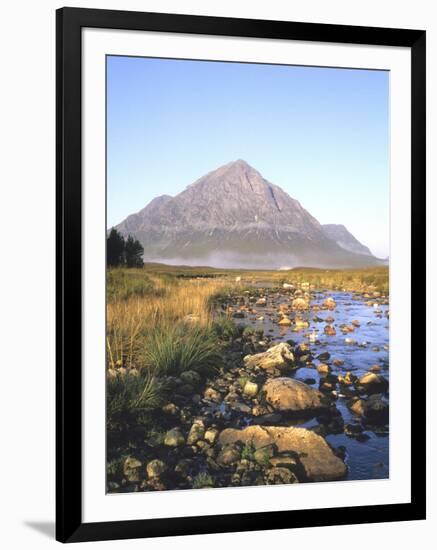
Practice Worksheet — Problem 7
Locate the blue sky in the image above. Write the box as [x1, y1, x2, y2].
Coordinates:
[107, 56, 389, 258]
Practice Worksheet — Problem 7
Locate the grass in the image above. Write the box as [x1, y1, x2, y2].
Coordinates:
[141, 324, 222, 376]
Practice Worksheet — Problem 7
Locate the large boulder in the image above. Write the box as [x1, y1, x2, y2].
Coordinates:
[218, 425, 347, 482]
[262, 377, 329, 413]
[244, 343, 295, 371]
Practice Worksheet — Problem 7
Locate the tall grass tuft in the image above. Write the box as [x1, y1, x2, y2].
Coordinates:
[141, 324, 221, 376]
[107, 372, 162, 429]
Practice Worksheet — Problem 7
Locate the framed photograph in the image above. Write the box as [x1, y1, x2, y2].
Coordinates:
[56, 7, 426, 543]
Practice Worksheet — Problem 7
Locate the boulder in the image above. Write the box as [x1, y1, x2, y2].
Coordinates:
[262, 377, 329, 413]
[244, 343, 295, 371]
[219, 425, 347, 481]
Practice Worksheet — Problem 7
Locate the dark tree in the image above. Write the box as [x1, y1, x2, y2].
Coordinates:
[125, 235, 144, 268]
[107, 228, 125, 267]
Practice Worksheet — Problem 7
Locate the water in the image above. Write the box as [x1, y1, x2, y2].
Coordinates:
[232, 290, 389, 481]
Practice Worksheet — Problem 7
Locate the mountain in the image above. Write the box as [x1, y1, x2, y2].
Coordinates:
[115, 160, 380, 269]
[321, 224, 373, 257]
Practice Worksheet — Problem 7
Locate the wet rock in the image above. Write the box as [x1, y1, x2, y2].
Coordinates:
[243, 380, 259, 397]
[333, 358, 344, 367]
[358, 372, 389, 394]
[262, 378, 329, 413]
[244, 342, 295, 372]
[317, 351, 331, 362]
[324, 325, 337, 336]
[123, 457, 142, 482]
[187, 420, 205, 445]
[292, 298, 309, 311]
[363, 394, 389, 424]
[204, 387, 222, 403]
[323, 297, 337, 310]
[146, 459, 167, 479]
[344, 423, 363, 437]
[317, 363, 331, 375]
[348, 397, 366, 416]
[255, 298, 267, 306]
[219, 425, 347, 481]
[164, 428, 185, 447]
[204, 427, 219, 445]
[369, 364, 382, 373]
[278, 317, 292, 326]
[338, 371, 356, 386]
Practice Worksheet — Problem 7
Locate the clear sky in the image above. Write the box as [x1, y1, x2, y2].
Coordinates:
[107, 56, 389, 258]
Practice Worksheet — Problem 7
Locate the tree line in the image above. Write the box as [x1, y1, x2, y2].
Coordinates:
[107, 228, 144, 268]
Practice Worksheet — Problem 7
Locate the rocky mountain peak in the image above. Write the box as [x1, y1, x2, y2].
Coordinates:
[115, 160, 379, 269]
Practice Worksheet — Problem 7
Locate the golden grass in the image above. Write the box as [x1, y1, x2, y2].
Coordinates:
[106, 273, 236, 369]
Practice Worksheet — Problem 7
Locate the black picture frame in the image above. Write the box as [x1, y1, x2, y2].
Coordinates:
[56, 6, 426, 543]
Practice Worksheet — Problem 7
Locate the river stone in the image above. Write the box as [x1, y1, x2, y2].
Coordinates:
[204, 427, 219, 444]
[324, 325, 336, 336]
[218, 425, 347, 481]
[363, 395, 389, 424]
[187, 420, 205, 445]
[243, 381, 259, 397]
[278, 317, 292, 326]
[292, 298, 309, 311]
[244, 343, 295, 371]
[146, 459, 167, 479]
[358, 372, 389, 394]
[323, 297, 337, 310]
[266, 467, 299, 485]
[317, 363, 331, 375]
[262, 378, 329, 413]
[164, 428, 185, 447]
[123, 457, 142, 482]
[348, 397, 365, 416]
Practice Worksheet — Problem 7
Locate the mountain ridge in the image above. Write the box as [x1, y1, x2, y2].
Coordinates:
[115, 160, 380, 269]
